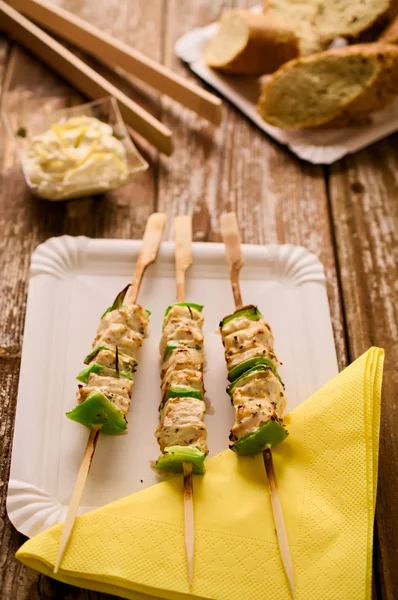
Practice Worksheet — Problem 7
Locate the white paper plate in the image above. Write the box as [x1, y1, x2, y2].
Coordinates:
[7, 237, 338, 537]
[175, 10, 398, 164]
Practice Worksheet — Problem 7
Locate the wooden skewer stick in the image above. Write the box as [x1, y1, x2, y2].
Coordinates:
[175, 215, 193, 304]
[263, 447, 296, 600]
[182, 461, 194, 587]
[128, 213, 169, 305]
[54, 212, 167, 574]
[220, 212, 296, 600]
[220, 213, 244, 308]
[53, 426, 100, 573]
[174, 215, 195, 587]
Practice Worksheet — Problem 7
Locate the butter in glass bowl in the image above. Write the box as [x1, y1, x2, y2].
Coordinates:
[3, 97, 148, 201]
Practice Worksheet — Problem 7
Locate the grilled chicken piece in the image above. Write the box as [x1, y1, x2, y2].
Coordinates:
[226, 344, 278, 370]
[92, 348, 137, 374]
[155, 397, 208, 453]
[160, 323, 204, 356]
[223, 324, 274, 358]
[94, 323, 143, 359]
[77, 373, 133, 414]
[231, 368, 286, 411]
[97, 305, 149, 337]
[161, 345, 203, 378]
[164, 304, 204, 329]
[161, 368, 204, 400]
[160, 305, 204, 356]
[230, 369, 286, 439]
[221, 314, 273, 341]
[220, 308, 278, 369]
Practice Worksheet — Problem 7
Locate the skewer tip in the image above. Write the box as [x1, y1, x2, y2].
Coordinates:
[263, 448, 296, 600]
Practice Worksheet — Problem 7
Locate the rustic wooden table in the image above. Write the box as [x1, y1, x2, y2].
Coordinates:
[0, 1, 397, 599]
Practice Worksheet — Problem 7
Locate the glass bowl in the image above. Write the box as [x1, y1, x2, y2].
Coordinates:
[3, 96, 148, 201]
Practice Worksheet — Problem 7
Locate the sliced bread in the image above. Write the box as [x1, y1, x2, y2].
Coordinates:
[314, 0, 392, 41]
[257, 43, 398, 129]
[264, 0, 394, 55]
[263, 0, 326, 55]
[204, 10, 299, 76]
[380, 16, 398, 43]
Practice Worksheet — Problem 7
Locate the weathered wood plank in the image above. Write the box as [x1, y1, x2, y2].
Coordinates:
[328, 134, 398, 600]
[1, 1, 378, 599]
[158, 0, 347, 370]
[0, 36, 9, 81]
[0, 1, 163, 596]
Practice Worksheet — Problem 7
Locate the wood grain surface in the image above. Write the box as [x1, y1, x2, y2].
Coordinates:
[0, 0, 396, 599]
[328, 137, 398, 600]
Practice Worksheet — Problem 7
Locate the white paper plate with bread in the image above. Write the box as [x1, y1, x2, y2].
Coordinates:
[176, 3, 398, 164]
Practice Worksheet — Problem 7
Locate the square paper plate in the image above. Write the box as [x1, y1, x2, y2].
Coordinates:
[7, 237, 338, 537]
[175, 10, 398, 164]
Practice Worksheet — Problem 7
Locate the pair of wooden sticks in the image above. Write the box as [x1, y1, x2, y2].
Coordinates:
[171, 214, 295, 597]
[55, 212, 294, 599]
[54, 214, 197, 582]
[0, 0, 222, 155]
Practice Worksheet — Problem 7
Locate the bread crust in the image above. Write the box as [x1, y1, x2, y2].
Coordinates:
[205, 10, 299, 76]
[379, 16, 398, 43]
[315, 1, 392, 41]
[257, 43, 398, 129]
[330, 43, 398, 126]
[263, 0, 325, 55]
[263, 0, 394, 56]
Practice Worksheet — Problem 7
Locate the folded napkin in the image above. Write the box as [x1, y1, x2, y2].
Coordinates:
[16, 347, 384, 600]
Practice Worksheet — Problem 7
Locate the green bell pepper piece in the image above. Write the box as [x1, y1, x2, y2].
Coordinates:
[84, 346, 110, 364]
[220, 304, 262, 328]
[162, 341, 200, 362]
[159, 385, 203, 411]
[84, 345, 136, 367]
[155, 446, 206, 474]
[101, 304, 151, 322]
[228, 356, 279, 383]
[101, 306, 151, 319]
[162, 340, 181, 362]
[164, 302, 203, 317]
[231, 419, 288, 455]
[227, 362, 283, 392]
[100, 284, 131, 319]
[77, 363, 133, 384]
[166, 385, 203, 401]
[101, 307, 112, 319]
[66, 391, 127, 435]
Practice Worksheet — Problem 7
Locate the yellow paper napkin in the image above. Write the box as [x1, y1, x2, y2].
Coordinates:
[16, 347, 384, 600]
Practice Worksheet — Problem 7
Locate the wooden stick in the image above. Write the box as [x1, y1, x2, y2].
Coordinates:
[175, 215, 193, 303]
[263, 448, 296, 600]
[0, 1, 173, 155]
[54, 212, 166, 573]
[54, 426, 100, 573]
[174, 215, 195, 586]
[183, 461, 194, 587]
[128, 213, 168, 305]
[220, 213, 244, 308]
[220, 211, 295, 600]
[7, 0, 222, 125]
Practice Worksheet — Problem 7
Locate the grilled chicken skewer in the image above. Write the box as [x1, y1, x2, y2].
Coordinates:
[54, 212, 166, 573]
[154, 216, 208, 586]
[220, 212, 295, 600]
